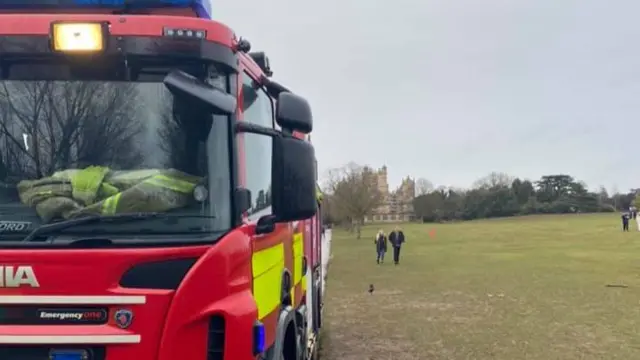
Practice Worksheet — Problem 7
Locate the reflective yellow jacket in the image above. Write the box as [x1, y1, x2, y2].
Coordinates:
[17, 166, 202, 223]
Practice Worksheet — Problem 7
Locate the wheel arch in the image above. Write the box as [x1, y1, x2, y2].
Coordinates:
[266, 305, 297, 360]
[281, 269, 292, 306]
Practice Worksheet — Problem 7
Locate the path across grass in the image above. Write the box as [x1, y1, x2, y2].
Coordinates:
[319, 214, 640, 360]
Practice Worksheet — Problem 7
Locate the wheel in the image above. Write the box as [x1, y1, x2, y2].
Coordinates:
[297, 326, 307, 359]
[269, 307, 303, 360]
[282, 322, 299, 360]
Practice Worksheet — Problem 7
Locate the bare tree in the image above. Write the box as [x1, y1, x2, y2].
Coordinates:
[157, 90, 186, 168]
[156, 90, 210, 174]
[415, 177, 434, 196]
[611, 184, 620, 209]
[0, 80, 143, 182]
[324, 163, 382, 238]
[472, 171, 514, 189]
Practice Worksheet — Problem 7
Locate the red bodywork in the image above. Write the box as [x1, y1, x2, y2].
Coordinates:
[239, 54, 320, 351]
[0, 13, 271, 360]
[0, 237, 257, 359]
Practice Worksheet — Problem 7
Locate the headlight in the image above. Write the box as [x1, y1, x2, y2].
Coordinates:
[51, 22, 107, 53]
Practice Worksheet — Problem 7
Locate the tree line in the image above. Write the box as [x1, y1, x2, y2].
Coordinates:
[413, 172, 635, 222]
[322, 164, 638, 232]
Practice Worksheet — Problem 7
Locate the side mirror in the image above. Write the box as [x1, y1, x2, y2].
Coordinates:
[276, 92, 312, 134]
[271, 135, 317, 222]
[164, 70, 236, 115]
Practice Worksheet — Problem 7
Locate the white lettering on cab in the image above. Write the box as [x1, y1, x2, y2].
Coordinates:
[0, 266, 40, 288]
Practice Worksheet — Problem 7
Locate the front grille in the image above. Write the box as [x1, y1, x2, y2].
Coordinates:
[207, 315, 225, 360]
[0, 346, 106, 360]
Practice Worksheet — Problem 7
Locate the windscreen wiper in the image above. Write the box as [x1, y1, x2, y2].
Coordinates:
[22, 213, 168, 242]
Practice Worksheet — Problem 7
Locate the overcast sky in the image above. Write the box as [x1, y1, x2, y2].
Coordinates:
[217, 0, 640, 193]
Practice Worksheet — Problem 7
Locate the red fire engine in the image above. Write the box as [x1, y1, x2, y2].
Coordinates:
[0, 1, 327, 360]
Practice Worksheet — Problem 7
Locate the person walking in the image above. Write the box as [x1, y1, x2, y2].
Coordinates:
[388, 226, 405, 265]
[374, 229, 387, 264]
[622, 212, 630, 232]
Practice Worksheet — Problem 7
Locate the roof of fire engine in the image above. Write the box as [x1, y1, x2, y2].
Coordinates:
[0, 0, 212, 19]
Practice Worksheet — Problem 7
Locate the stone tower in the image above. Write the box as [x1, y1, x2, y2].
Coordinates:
[398, 176, 415, 200]
[364, 166, 415, 223]
[376, 166, 389, 196]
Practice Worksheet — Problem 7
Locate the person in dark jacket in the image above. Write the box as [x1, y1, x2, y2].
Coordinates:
[375, 230, 387, 264]
[388, 226, 405, 265]
[622, 212, 630, 232]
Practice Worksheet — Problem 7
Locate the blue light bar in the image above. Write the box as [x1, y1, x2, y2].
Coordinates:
[0, 0, 212, 18]
[253, 320, 266, 355]
[49, 349, 88, 360]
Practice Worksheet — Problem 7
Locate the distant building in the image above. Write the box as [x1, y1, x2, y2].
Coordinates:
[364, 166, 415, 222]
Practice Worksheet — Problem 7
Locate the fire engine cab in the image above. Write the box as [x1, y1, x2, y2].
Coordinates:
[0, 0, 326, 360]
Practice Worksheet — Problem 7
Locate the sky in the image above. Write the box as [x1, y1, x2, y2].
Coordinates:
[216, 0, 640, 193]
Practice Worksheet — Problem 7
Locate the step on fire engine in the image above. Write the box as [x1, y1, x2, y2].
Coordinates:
[0, 0, 327, 359]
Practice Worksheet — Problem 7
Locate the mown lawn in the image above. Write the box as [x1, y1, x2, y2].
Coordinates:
[318, 214, 640, 360]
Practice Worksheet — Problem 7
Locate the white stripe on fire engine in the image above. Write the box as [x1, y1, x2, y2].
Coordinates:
[245, 206, 300, 229]
[0, 335, 141, 344]
[0, 295, 146, 304]
[246, 206, 272, 222]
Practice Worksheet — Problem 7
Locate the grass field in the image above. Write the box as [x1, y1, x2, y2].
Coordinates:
[318, 214, 640, 360]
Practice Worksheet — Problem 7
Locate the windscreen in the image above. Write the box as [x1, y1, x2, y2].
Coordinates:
[0, 77, 231, 237]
